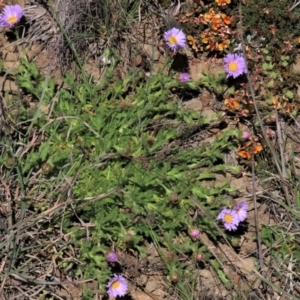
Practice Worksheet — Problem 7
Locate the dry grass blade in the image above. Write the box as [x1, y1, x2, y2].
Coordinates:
[24, 5, 57, 43]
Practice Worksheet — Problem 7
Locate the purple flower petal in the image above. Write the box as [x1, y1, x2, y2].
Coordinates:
[233, 201, 248, 222]
[179, 73, 190, 83]
[223, 53, 247, 79]
[217, 208, 240, 231]
[242, 131, 250, 140]
[0, 4, 23, 28]
[107, 274, 128, 297]
[106, 252, 118, 263]
[163, 27, 186, 52]
[190, 228, 200, 239]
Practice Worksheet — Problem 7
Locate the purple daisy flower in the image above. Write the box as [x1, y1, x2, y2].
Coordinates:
[233, 201, 248, 222]
[217, 208, 240, 231]
[179, 73, 190, 83]
[106, 251, 118, 263]
[0, 4, 23, 28]
[223, 53, 247, 79]
[163, 27, 186, 52]
[107, 274, 128, 298]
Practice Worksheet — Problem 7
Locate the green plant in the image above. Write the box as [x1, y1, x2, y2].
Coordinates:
[198, 70, 226, 95]
[0, 32, 244, 300]
[7, 57, 239, 296]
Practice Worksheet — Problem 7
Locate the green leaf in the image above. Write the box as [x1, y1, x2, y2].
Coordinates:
[285, 90, 294, 99]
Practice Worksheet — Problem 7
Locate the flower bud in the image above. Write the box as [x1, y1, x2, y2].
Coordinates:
[5, 157, 16, 168]
[169, 193, 179, 203]
[196, 253, 203, 262]
[189, 229, 200, 240]
[242, 131, 250, 140]
[230, 237, 240, 247]
[106, 252, 118, 263]
[206, 196, 215, 205]
[42, 163, 52, 175]
[170, 273, 179, 283]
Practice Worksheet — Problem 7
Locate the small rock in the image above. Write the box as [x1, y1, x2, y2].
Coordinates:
[143, 44, 160, 61]
[199, 269, 215, 286]
[292, 55, 300, 73]
[3, 61, 20, 71]
[1, 79, 18, 93]
[139, 274, 148, 286]
[215, 174, 227, 186]
[131, 290, 162, 300]
[183, 98, 203, 111]
[145, 279, 158, 292]
[190, 58, 224, 81]
[85, 59, 102, 82]
[230, 176, 249, 193]
[26, 44, 42, 60]
[199, 90, 213, 107]
[3, 43, 15, 53]
[201, 108, 217, 120]
[297, 85, 300, 98]
[4, 52, 18, 61]
[239, 257, 255, 275]
[130, 54, 142, 67]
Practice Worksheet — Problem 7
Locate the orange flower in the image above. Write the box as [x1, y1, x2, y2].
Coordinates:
[272, 97, 281, 109]
[253, 143, 263, 154]
[201, 32, 212, 44]
[187, 35, 198, 51]
[224, 97, 239, 109]
[203, 9, 215, 22]
[203, 15, 211, 23]
[238, 150, 251, 159]
[238, 141, 262, 159]
[243, 141, 253, 149]
[216, 0, 231, 6]
[221, 13, 231, 25]
[217, 39, 230, 51]
[211, 17, 221, 30]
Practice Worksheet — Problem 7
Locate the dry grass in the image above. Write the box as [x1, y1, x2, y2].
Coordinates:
[23, 0, 142, 72]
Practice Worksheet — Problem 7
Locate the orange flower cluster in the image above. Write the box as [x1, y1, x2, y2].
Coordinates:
[224, 92, 253, 118]
[181, 8, 232, 52]
[238, 141, 263, 159]
[238, 141, 263, 160]
[196, 8, 232, 52]
[215, 0, 231, 6]
[223, 95, 263, 160]
[271, 96, 298, 117]
[224, 97, 239, 110]
[178, 5, 233, 53]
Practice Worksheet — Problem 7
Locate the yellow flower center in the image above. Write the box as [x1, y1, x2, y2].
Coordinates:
[168, 36, 178, 45]
[228, 61, 238, 72]
[7, 15, 18, 24]
[111, 280, 120, 289]
[224, 213, 233, 223]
